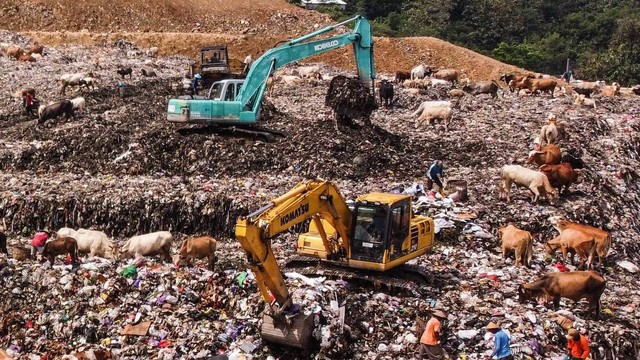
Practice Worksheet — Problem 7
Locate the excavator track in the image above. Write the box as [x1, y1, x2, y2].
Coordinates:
[177, 124, 286, 142]
[283, 256, 433, 297]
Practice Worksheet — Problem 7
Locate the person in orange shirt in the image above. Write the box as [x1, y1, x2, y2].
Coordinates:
[567, 328, 590, 360]
[419, 309, 448, 359]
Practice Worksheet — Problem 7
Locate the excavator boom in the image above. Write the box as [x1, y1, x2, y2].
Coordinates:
[167, 15, 375, 124]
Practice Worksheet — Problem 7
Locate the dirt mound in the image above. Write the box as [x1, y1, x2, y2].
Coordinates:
[0, 0, 331, 35]
[1, 0, 524, 79]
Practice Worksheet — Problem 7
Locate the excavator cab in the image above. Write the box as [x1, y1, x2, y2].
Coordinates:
[350, 194, 413, 264]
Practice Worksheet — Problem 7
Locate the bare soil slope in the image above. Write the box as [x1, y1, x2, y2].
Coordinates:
[1, 0, 524, 79]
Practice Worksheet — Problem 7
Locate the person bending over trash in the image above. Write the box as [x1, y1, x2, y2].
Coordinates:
[30, 228, 51, 258]
[427, 160, 446, 196]
[566, 328, 590, 360]
[419, 309, 448, 359]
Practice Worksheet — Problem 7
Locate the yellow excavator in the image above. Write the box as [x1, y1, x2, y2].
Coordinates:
[235, 179, 435, 349]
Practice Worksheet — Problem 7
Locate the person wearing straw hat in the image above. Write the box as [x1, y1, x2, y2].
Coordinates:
[486, 322, 513, 360]
[419, 309, 448, 359]
[566, 328, 590, 359]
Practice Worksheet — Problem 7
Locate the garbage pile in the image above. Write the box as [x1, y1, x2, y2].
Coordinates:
[325, 75, 377, 128]
[1, 32, 640, 359]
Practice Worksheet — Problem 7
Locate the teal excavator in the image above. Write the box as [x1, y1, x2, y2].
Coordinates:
[166, 15, 375, 130]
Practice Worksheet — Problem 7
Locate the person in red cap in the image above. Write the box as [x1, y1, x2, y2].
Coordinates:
[567, 328, 590, 359]
[30, 228, 51, 258]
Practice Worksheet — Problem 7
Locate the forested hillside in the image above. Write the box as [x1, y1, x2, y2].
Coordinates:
[309, 0, 640, 85]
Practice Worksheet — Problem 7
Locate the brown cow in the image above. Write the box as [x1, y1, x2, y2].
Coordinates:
[520, 77, 557, 97]
[17, 53, 36, 62]
[500, 73, 535, 92]
[29, 42, 44, 55]
[42, 236, 79, 266]
[545, 229, 596, 269]
[518, 271, 606, 319]
[539, 163, 580, 195]
[527, 144, 562, 166]
[173, 236, 217, 270]
[395, 70, 411, 84]
[549, 216, 612, 266]
[498, 225, 533, 267]
[432, 69, 459, 84]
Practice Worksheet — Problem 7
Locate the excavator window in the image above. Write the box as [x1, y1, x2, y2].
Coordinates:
[351, 205, 388, 263]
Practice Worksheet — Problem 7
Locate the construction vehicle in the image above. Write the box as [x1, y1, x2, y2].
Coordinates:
[166, 15, 375, 129]
[235, 179, 435, 349]
[187, 45, 245, 87]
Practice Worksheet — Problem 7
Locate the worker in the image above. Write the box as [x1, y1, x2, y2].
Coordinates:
[419, 309, 448, 359]
[192, 74, 202, 95]
[242, 54, 253, 76]
[22, 90, 36, 116]
[426, 160, 446, 195]
[567, 328, 590, 359]
[30, 228, 51, 258]
[117, 81, 126, 98]
[486, 322, 513, 360]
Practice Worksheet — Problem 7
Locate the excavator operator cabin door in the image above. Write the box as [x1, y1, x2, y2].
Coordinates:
[389, 200, 411, 261]
[351, 204, 389, 263]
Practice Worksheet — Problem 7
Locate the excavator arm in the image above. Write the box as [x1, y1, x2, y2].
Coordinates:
[235, 180, 353, 309]
[167, 15, 374, 125]
[238, 15, 375, 115]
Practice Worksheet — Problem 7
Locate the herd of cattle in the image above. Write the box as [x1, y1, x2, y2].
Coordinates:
[374, 64, 640, 131]
[0, 228, 218, 270]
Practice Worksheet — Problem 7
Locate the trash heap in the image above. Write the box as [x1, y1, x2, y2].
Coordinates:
[1, 32, 640, 359]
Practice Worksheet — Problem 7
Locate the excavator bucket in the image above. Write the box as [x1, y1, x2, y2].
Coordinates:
[260, 312, 314, 349]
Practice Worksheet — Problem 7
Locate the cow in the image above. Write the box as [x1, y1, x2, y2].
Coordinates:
[545, 229, 597, 269]
[117, 67, 133, 79]
[518, 271, 606, 319]
[395, 70, 411, 84]
[520, 78, 557, 97]
[173, 236, 217, 270]
[57, 227, 115, 259]
[410, 65, 431, 80]
[119, 231, 173, 262]
[462, 80, 500, 98]
[549, 217, 612, 266]
[42, 237, 79, 266]
[0, 230, 7, 256]
[500, 73, 535, 92]
[527, 144, 562, 166]
[500, 165, 556, 203]
[498, 225, 533, 267]
[38, 100, 75, 125]
[379, 80, 394, 107]
[539, 163, 581, 195]
[431, 69, 459, 84]
[539, 117, 558, 146]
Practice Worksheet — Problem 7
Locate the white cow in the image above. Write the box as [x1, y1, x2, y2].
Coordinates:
[120, 231, 173, 262]
[411, 64, 428, 80]
[57, 227, 115, 259]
